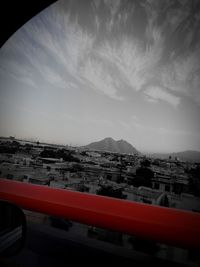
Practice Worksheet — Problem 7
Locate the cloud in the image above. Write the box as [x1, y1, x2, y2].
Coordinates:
[141, 0, 200, 106]
[104, 0, 121, 32]
[97, 28, 163, 92]
[1, 0, 162, 101]
[119, 114, 192, 137]
[161, 48, 200, 104]
[0, 56, 37, 89]
[0, 2, 127, 101]
[144, 86, 180, 107]
[130, 116, 192, 137]
[95, 0, 164, 94]
[21, 11, 95, 84]
[1, 0, 200, 107]
[41, 66, 67, 88]
[81, 57, 124, 101]
[0, 0, 165, 103]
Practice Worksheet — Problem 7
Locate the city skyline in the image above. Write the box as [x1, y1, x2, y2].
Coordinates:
[0, 0, 200, 153]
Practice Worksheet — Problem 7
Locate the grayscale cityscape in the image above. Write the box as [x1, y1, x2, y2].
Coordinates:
[0, 0, 200, 266]
[0, 136, 200, 265]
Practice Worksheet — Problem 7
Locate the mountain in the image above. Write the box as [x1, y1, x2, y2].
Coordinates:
[150, 150, 200, 162]
[85, 137, 140, 154]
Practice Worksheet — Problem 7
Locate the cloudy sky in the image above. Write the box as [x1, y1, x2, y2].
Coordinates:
[0, 0, 200, 153]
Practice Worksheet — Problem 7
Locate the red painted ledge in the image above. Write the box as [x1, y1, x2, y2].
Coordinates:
[0, 178, 199, 249]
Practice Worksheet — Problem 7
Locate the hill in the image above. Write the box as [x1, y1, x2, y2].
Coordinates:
[85, 137, 140, 154]
[150, 150, 200, 162]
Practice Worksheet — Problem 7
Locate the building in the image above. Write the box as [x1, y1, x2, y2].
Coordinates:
[168, 193, 200, 212]
[152, 172, 188, 194]
[136, 186, 168, 206]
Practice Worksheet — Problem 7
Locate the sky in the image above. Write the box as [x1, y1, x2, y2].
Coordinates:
[0, 0, 200, 153]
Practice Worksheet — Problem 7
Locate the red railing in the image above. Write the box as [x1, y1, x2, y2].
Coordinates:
[0, 178, 200, 249]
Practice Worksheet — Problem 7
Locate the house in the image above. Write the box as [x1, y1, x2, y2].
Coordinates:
[136, 186, 168, 206]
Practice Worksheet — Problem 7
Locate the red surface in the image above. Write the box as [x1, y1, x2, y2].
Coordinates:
[0, 178, 200, 249]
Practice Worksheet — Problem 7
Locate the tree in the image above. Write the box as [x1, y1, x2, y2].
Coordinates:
[0, 145, 17, 154]
[72, 164, 83, 172]
[187, 166, 200, 197]
[133, 167, 154, 188]
[25, 143, 32, 152]
[140, 159, 151, 168]
[116, 175, 124, 184]
[40, 149, 57, 158]
[6, 174, 14, 180]
[46, 166, 51, 171]
[97, 185, 126, 199]
[80, 151, 87, 156]
[12, 140, 20, 148]
[160, 195, 169, 207]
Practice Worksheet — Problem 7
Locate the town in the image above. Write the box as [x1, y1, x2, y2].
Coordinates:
[0, 136, 200, 212]
[0, 136, 200, 265]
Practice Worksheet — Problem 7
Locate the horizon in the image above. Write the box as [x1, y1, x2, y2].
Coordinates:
[0, 0, 200, 154]
[1, 135, 200, 155]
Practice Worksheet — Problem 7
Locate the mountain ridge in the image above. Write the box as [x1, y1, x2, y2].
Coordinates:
[85, 137, 140, 154]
